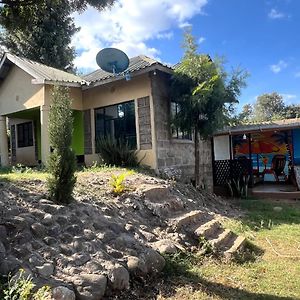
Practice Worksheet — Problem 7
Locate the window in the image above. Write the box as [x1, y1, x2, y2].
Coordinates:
[95, 101, 137, 148]
[171, 101, 192, 140]
[17, 122, 33, 148]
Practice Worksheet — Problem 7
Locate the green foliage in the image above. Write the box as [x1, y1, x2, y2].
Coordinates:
[235, 92, 300, 124]
[110, 171, 134, 195]
[3, 269, 51, 300]
[198, 236, 213, 254]
[172, 29, 247, 186]
[96, 137, 140, 168]
[47, 86, 76, 204]
[227, 175, 250, 198]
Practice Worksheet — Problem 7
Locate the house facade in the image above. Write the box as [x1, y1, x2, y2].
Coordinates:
[0, 53, 213, 188]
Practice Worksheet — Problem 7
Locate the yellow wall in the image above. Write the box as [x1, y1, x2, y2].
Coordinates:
[0, 65, 44, 115]
[83, 75, 156, 169]
[44, 85, 83, 110]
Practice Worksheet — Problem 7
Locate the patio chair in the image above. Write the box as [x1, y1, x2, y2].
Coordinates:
[263, 155, 287, 182]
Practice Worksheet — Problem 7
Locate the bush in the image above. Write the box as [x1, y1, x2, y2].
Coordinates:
[47, 86, 76, 204]
[96, 137, 140, 168]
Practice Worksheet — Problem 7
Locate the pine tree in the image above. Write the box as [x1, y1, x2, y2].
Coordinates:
[47, 86, 77, 204]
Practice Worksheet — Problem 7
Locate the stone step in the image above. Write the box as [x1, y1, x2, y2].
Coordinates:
[224, 236, 246, 260]
[169, 210, 203, 230]
[210, 229, 234, 249]
[194, 219, 221, 239]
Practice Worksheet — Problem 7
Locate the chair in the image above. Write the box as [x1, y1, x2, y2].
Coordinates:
[263, 155, 287, 182]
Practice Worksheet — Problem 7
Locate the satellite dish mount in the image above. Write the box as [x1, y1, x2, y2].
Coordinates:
[96, 48, 130, 80]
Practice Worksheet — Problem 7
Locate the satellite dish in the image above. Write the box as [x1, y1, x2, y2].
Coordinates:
[96, 48, 129, 75]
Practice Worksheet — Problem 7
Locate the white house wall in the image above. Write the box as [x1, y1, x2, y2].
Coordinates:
[214, 135, 231, 160]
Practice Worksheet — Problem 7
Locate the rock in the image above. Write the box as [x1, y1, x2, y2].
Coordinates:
[28, 253, 45, 267]
[85, 261, 104, 273]
[56, 215, 69, 226]
[73, 274, 107, 300]
[126, 256, 147, 276]
[144, 248, 165, 273]
[151, 239, 178, 254]
[274, 206, 283, 212]
[65, 224, 81, 235]
[15, 230, 32, 245]
[31, 222, 46, 238]
[139, 230, 156, 242]
[60, 233, 73, 243]
[36, 263, 54, 277]
[0, 256, 21, 275]
[7, 216, 28, 231]
[0, 225, 7, 241]
[0, 241, 6, 259]
[44, 236, 58, 246]
[42, 214, 54, 226]
[72, 253, 91, 267]
[59, 245, 74, 256]
[83, 229, 95, 240]
[48, 224, 61, 236]
[107, 265, 130, 290]
[52, 286, 75, 300]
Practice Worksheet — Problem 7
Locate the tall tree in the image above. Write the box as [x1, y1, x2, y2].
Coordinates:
[0, 0, 115, 70]
[253, 92, 285, 122]
[172, 30, 247, 187]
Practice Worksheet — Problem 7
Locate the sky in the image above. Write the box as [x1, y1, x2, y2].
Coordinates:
[72, 0, 300, 109]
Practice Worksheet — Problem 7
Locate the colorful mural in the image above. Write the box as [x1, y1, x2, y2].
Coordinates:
[233, 130, 293, 181]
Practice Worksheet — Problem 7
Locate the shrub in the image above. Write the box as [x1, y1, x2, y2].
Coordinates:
[96, 137, 140, 167]
[110, 171, 134, 195]
[3, 269, 51, 300]
[47, 86, 76, 204]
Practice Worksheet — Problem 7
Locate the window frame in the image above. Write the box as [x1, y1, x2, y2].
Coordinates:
[17, 121, 34, 148]
[94, 100, 137, 148]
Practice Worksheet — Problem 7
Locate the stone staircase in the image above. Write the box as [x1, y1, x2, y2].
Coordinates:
[168, 210, 246, 260]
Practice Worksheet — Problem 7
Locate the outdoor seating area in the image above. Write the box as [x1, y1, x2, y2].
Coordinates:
[212, 119, 300, 198]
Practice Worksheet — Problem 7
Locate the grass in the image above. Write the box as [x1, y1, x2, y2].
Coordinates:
[160, 199, 300, 300]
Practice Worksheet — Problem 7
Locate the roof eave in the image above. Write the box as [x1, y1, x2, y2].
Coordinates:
[82, 64, 173, 90]
[32, 78, 83, 87]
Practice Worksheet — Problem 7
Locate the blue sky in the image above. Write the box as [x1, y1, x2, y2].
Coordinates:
[73, 0, 300, 109]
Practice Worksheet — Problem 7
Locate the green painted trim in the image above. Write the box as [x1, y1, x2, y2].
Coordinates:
[72, 110, 84, 155]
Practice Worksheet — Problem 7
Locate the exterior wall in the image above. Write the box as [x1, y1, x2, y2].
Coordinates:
[9, 118, 37, 166]
[150, 71, 213, 189]
[82, 75, 156, 168]
[213, 135, 231, 160]
[0, 65, 44, 115]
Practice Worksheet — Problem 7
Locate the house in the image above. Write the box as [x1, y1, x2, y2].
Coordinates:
[212, 119, 300, 197]
[0, 53, 213, 188]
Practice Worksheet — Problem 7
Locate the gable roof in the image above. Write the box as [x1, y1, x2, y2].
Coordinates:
[0, 53, 173, 88]
[0, 53, 86, 87]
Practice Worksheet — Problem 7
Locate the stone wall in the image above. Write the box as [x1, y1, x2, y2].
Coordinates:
[150, 71, 213, 191]
[137, 96, 152, 150]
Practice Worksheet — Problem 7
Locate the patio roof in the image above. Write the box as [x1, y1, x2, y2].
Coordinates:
[215, 118, 300, 136]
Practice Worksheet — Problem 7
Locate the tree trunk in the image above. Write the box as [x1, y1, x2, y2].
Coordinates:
[194, 128, 200, 188]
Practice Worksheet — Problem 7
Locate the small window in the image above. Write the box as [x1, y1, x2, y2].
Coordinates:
[171, 101, 192, 140]
[17, 122, 33, 148]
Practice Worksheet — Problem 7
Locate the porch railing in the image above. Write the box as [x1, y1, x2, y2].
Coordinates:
[213, 159, 253, 186]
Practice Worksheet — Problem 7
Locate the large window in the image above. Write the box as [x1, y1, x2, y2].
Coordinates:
[171, 102, 192, 140]
[95, 100, 136, 148]
[17, 122, 33, 148]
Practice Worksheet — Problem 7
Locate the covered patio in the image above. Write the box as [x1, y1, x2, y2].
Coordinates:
[213, 119, 300, 198]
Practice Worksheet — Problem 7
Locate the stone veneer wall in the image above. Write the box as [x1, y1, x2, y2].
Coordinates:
[150, 71, 213, 191]
[137, 96, 152, 150]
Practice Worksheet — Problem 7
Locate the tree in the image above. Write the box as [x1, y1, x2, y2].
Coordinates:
[47, 86, 77, 204]
[172, 30, 247, 187]
[0, 0, 115, 30]
[253, 92, 285, 122]
[0, 0, 115, 70]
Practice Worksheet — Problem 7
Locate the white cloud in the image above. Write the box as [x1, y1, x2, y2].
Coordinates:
[281, 93, 297, 104]
[268, 8, 285, 19]
[198, 36, 206, 44]
[72, 0, 208, 70]
[270, 60, 288, 73]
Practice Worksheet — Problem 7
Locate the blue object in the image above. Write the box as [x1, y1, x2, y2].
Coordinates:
[96, 48, 129, 74]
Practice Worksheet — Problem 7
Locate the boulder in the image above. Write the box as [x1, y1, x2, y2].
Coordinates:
[107, 265, 130, 290]
[31, 222, 46, 238]
[36, 262, 54, 277]
[73, 274, 107, 300]
[144, 249, 165, 273]
[52, 286, 75, 300]
[151, 239, 178, 254]
[126, 256, 147, 276]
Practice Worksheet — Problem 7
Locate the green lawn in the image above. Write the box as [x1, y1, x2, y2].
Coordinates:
[160, 199, 300, 300]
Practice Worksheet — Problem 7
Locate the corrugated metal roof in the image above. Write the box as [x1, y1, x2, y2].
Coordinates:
[83, 55, 173, 84]
[0, 53, 173, 87]
[0, 53, 86, 85]
[216, 118, 300, 135]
